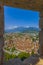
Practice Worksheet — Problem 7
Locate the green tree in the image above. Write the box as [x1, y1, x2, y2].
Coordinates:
[18, 52, 30, 61]
[4, 53, 17, 61]
[31, 50, 34, 56]
[11, 47, 16, 52]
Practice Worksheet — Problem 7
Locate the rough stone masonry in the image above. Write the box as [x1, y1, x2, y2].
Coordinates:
[0, 5, 4, 65]
[0, 0, 43, 65]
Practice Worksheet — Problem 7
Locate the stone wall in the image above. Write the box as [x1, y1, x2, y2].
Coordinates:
[0, 0, 43, 11]
[39, 11, 43, 28]
[39, 11, 43, 56]
[0, 6, 4, 65]
[0, 0, 43, 64]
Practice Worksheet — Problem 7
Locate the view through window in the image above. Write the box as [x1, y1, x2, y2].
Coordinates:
[4, 6, 40, 61]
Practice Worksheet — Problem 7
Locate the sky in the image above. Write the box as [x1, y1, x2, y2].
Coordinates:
[4, 6, 40, 30]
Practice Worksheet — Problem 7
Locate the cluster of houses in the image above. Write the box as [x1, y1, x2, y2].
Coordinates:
[4, 33, 39, 54]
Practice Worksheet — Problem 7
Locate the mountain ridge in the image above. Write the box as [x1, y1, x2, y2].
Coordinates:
[5, 27, 39, 33]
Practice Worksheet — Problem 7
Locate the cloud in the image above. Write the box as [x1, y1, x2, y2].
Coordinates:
[25, 26, 29, 28]
[5, 26, 18, 30]
[5, 25, 39, 30]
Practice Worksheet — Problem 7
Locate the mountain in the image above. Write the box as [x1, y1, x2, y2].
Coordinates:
[22, 27, 39, 33]
[5, 27, 39, 33]
[5, 27, 26, 33]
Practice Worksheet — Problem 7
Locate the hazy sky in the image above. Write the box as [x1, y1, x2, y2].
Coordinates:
[4, 6, 40, 30]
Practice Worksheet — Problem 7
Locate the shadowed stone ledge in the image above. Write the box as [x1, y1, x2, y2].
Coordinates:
[3, 58, 24, 65]
[3, 55, 40, 65]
